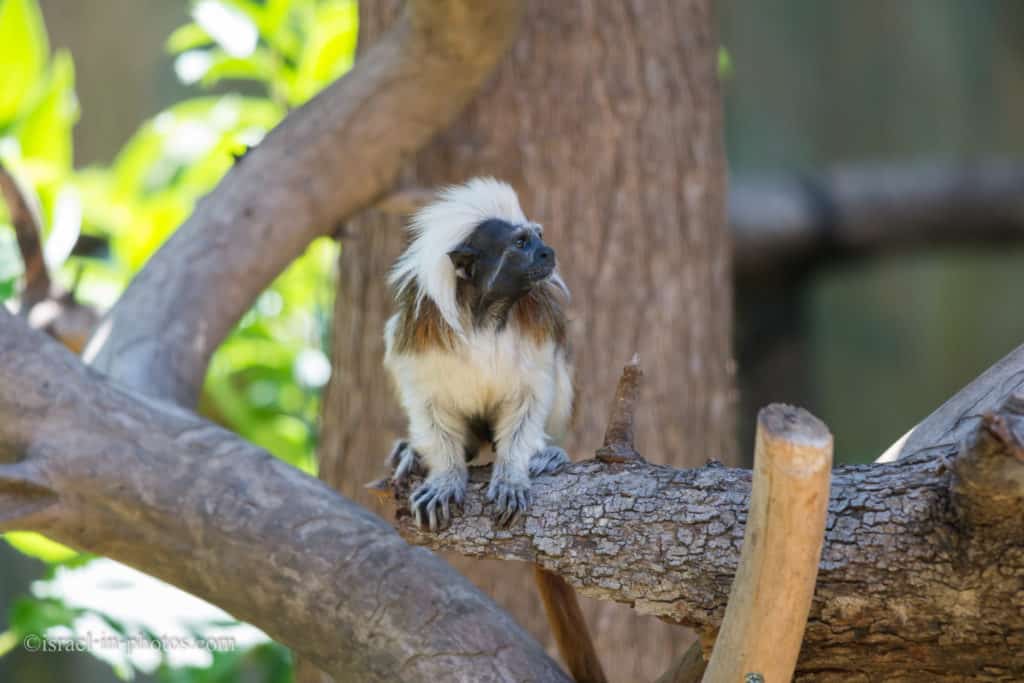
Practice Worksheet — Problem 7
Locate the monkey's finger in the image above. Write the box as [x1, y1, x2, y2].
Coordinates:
[394, 453, 415, 483]
[427, 499, 440, 532]
[387, 440, 409, 470]
[441, 497, 452, 525]
[517, 489, 530, 517]
[413, 502, 427, 529]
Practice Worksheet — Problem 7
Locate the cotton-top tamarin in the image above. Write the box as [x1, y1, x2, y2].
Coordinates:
[384, 177, 574, 530]
[382, 179, 606, 683]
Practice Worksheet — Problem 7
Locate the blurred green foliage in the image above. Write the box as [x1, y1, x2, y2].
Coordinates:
[0, 0, 358, 679]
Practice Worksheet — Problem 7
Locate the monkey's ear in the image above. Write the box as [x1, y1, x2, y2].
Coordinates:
[448, 245, 478, 279]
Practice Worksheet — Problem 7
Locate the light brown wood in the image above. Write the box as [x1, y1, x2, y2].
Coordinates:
[702, 404, 832, 683]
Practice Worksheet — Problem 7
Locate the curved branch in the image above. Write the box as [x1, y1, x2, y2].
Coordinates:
[0, 308, 568, 683]
[878, 340, 1024, 462]
[85, 0, 524, 406]
[389, 452, 1021, 678]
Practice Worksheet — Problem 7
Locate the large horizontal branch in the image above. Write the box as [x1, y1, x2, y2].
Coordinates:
[391, 450, 1022, 679]
[85, 0, 523, 406]
[731, 160, 1024, 276]
[0, 308, 569, 683]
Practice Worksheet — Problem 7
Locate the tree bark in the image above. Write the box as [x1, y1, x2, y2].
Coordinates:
[319, 2, 734, 679]
[0, 308, 569, 683]
[387, 445, 1023, 681]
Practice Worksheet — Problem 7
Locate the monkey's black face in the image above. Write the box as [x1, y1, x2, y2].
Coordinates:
[449, 219, 556, 308]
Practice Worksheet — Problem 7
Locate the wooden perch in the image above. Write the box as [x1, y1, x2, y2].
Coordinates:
[86, 0, 525, 407]
[596, 354, 644, 463]
[0, 162, 51, 310]
[703, 405, 832, 683]
[390, 435, 1022, 678]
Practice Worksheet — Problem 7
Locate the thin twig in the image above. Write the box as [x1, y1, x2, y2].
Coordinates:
[0, 162, 50, 310]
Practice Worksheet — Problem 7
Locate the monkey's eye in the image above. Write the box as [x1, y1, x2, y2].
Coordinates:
[515, 237, 527, 249]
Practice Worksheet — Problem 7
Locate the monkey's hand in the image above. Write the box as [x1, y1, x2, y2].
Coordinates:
[486, 464, 531, 528]
[410, 470, 466, 532]
[528, 446, 570, 477]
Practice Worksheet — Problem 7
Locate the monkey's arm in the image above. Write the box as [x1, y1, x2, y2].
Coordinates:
[385, 346, 470, 531]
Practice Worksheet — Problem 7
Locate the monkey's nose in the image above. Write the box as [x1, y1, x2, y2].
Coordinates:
[537, 246, 555, 264]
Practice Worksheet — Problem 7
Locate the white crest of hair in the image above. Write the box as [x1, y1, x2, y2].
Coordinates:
[389, 177, 529, 336]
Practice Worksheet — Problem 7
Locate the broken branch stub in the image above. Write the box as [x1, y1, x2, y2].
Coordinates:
[596, 354, 645, 464]
[951, 394, 1024, 540]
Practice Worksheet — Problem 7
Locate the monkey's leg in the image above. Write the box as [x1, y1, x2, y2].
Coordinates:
[407, 407, 468, 532]
[489, 399, 548, 527]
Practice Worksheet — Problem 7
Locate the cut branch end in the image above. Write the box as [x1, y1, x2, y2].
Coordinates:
[951, 394, 1024, 538]
[703, 403, 832, 683]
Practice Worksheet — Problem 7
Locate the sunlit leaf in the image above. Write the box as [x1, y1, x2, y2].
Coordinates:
[4, 531, 79, 564]
[15, 50, 78, 172]
[43, 184, 81, 270]
[166, 22, 214, 54]
[175, 48, 215, 85]
[292, 0, 357, 104]
[199, 48, 279, 88]
[0, 0, 48, 124]
[193, 0, 258, 58]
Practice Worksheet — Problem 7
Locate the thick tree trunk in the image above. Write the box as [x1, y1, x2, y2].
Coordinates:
[319, 1, 734, 679]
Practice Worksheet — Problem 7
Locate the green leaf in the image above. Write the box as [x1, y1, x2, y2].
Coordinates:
[8, 596, 80, 636]
[166, 22, 213, 54]
[4, 531, 80, 563]
[0, 275, 14, 301]
[0, 0, 48, 124]
[292, 0, 357, 103]
[15, 49, 78, 172]
[199, 48, 279, 88]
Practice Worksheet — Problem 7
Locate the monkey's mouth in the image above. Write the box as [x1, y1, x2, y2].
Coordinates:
[525, 264, 555, 283]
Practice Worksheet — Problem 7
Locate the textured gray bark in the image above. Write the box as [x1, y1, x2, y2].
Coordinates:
[84, 0, 524, 406]
[0, 308, 569, 683]
[389, 452, 1022, 681]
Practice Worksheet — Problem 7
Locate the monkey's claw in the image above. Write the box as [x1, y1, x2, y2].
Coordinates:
[410, 473, 466, 532]
[486, 475, 531, 528]
[528, 446, 570, 477]
[388, 440, 426, 485]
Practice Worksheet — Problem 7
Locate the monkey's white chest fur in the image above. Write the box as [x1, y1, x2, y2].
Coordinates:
[384, 318, 570, 446]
